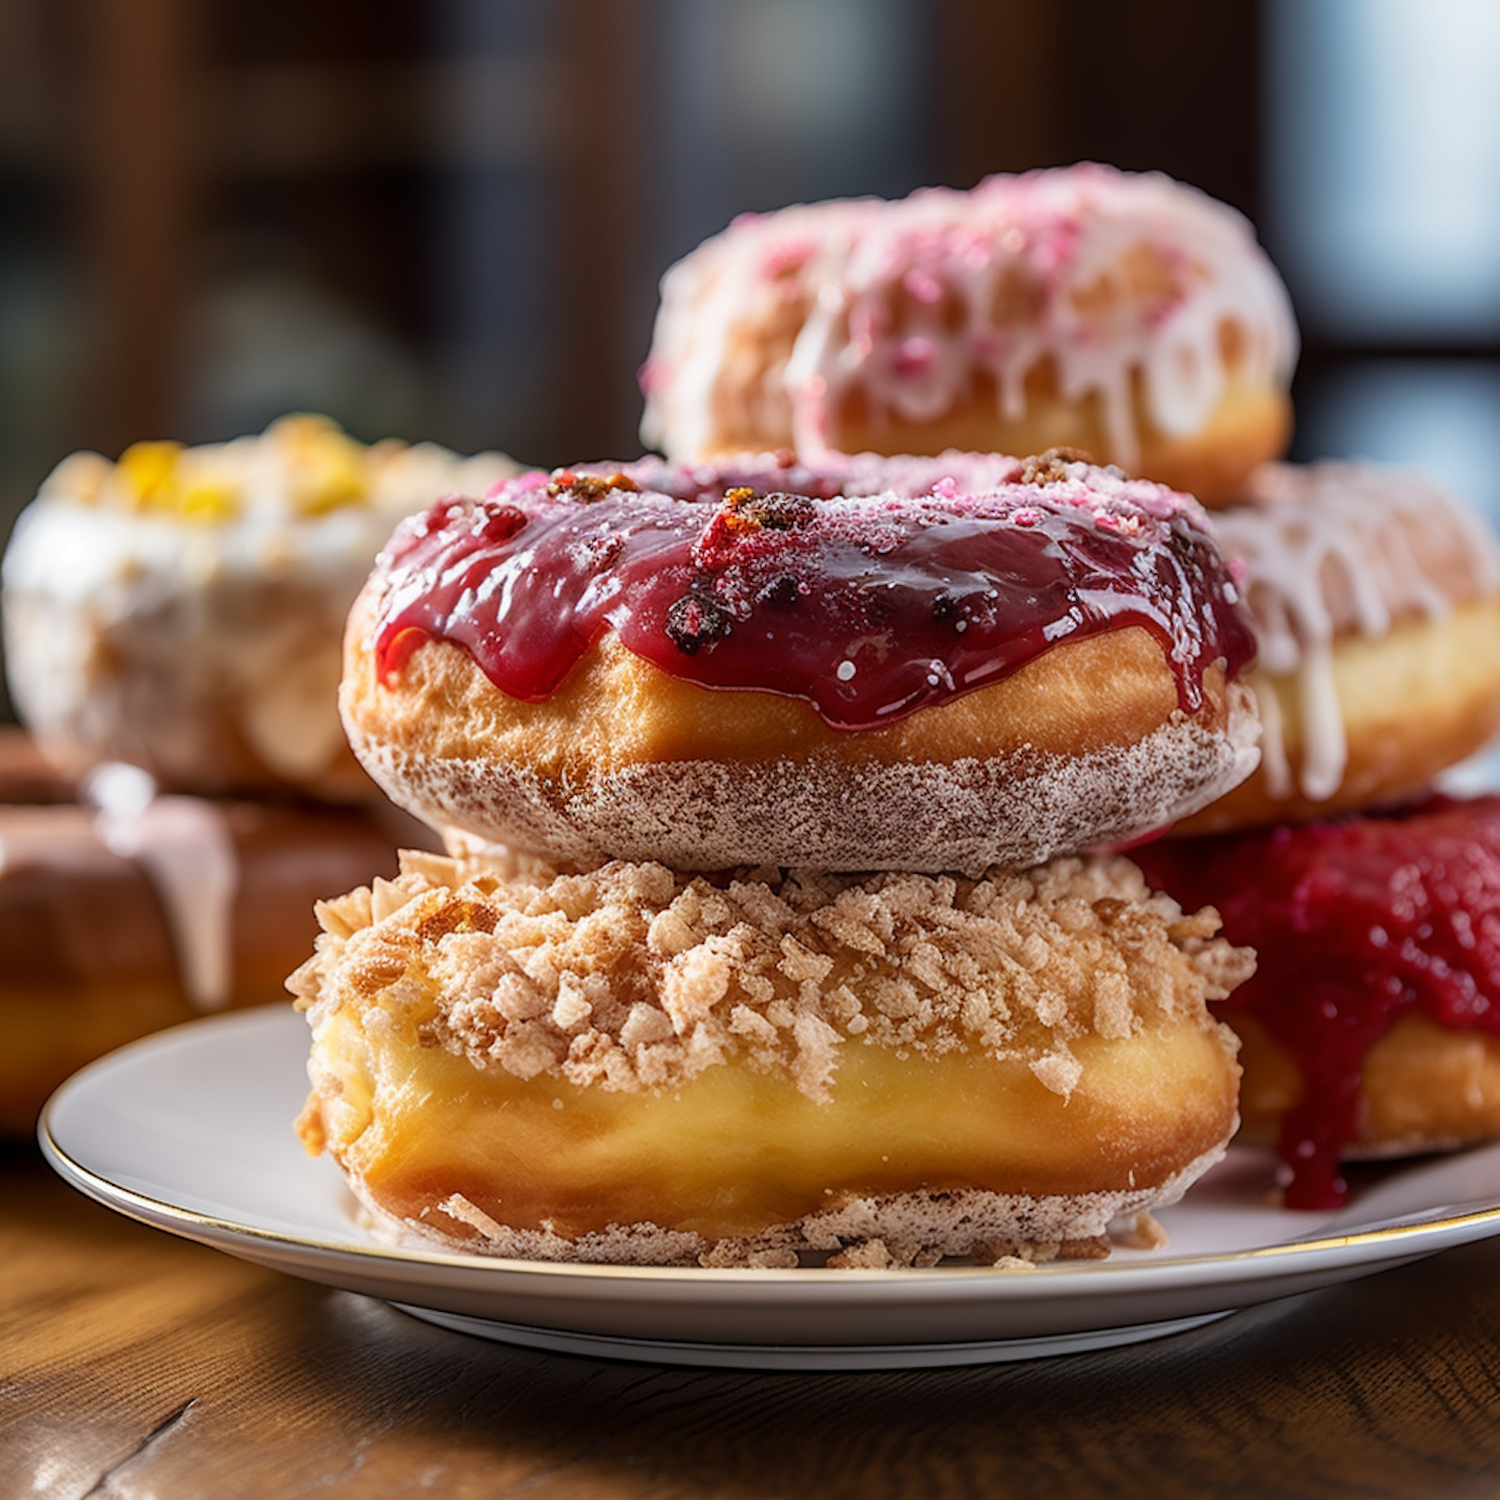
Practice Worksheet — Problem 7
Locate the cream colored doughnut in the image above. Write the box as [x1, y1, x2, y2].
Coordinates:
[3, 414, 518, 801]
[340, 452, 1261, 872]
[291, 849, 1249, 1266]
[1179, 462, 1500, 833]
[640, 164, 1298, 503]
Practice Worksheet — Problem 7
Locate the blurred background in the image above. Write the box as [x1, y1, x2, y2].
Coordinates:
[2, 0, 1499, 538]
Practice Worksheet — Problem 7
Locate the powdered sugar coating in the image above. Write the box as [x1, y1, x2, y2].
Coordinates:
[353, 684, 1259, 874]
[354, 1162, 1227, 1267]
[503, 447, 1215, 526]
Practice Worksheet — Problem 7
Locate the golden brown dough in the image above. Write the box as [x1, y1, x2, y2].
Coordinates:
[1231, 1013, 1500, 1160]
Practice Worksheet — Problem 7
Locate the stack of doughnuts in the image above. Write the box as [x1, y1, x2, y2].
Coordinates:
[644, 162, 1500, 1211]
[291, 448, 1260, 1267]
[0, 414, 518, 1131]
[293, 158, 1500, 1256]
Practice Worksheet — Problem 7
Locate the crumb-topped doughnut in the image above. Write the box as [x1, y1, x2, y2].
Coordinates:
[1179, 462, 1500, 833]
[3, 414, 517, 801]
[639, 164, 1298, 502]
[291, 848, 1249, 1265]
[1135, 796, 1500, 1208]
[341, 451, 1260, 872]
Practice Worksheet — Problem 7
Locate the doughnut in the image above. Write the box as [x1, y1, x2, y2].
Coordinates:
[291, 848, 1249, 1265]
[341, 450, 1261, 873]
[639, 164, 1298, 503]
[1132, 795, 1500, 1208]
[3, 414, 517, 802]
[0, 731, 428, 1134]
[1178, 462, 1500, 833]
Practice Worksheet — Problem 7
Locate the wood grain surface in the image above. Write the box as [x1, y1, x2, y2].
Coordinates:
[6, 1137, 1500, 1499]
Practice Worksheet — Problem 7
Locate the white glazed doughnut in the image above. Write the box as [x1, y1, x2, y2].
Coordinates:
[3, 414, 518, 801]
[1180, 462, 1500, 832]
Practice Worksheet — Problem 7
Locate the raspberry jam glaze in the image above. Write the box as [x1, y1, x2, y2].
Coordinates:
[1132, 796, 1500, 1208]
[371, 453, 1254, 731]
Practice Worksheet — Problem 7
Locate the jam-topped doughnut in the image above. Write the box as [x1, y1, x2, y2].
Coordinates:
[1134, 795, 1500, 1209]
[292, 848, 1249, 1266]
[639, 164, 1298, 503]
[1179, 462, 1500, 833]
[3, 414, 517, 801]
[342, 451, 1260, 872]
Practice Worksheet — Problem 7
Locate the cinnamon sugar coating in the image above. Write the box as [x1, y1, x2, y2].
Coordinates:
[343, 609, 1261, 874]
[291, 849, 1251, 1101]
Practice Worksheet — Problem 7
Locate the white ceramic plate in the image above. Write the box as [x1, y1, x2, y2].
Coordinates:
[39, 1007, 1500, 1371]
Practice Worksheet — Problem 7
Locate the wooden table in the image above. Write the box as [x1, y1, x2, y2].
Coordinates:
[8, 1140, 1500, 1498]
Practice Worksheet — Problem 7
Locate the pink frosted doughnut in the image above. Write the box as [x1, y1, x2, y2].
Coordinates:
[639, 164, 1297, 504]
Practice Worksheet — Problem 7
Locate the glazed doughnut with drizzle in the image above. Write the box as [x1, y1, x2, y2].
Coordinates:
[1179, 461, 1500, 832]
[640, 164, 1298, 502]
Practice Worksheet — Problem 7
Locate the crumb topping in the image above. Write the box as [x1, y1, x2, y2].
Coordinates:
[1020, 447, 1103, 485]
[290, 851, 1251, 1101]
[545, 469, 642, 501]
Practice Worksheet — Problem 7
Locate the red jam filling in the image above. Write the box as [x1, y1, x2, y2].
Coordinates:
[372, 463, 1253, 732]
[1132, 796, 1500, 1209]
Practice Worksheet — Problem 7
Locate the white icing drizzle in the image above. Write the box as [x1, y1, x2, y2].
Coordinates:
[1212, 461, 1500, 803]
[1251, 673, 1292, 798]
[641, 164, 1299, 465]
[84, 763, 240, 1010]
